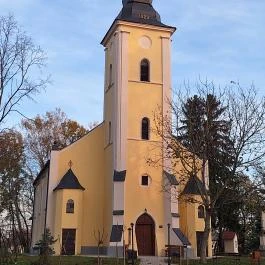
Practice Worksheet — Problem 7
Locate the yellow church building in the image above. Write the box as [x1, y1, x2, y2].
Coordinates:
[31, 0, 212, 259]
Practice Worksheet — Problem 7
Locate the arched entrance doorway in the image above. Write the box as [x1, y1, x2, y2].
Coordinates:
[135, 213, 156, 256]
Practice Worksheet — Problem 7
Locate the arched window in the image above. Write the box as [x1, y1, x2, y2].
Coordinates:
[198, 205, 204, 219]
[109, 64, 113, 86]
[66, 199, 74, 214]
[109, 122, 111, 143]
[140, 59, 150, 82]
[141, 118, 149, 140]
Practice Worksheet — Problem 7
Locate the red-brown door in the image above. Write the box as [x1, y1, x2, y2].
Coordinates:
[136, 214, 155, 256]
[61, 229, 76, 255]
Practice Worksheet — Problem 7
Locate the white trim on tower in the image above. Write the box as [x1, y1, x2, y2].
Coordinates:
[111, 30, 130, 246]
[161, 36, 172, 171]
[161, 36, 180, 231]
[113, 30, 129, 171]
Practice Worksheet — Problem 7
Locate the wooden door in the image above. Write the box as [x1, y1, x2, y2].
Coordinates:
[136, 214, 155, 256]
[196, 232, 208, 257]
[61, 229, 76, 255]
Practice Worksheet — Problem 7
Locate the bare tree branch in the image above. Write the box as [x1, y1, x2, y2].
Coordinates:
[0, 14, 49, 127]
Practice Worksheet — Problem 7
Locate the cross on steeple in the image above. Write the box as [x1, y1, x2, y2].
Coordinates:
[68, 160, 73, 168]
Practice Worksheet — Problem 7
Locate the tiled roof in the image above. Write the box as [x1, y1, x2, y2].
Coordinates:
[222, 231, 236, 240]
[116, 0, 174, 29]
[182, 175, 206, 195]
[173, 228, 191, 246]
[33, 160, 50, 186]
[53, 169, 85, 191]
[164, 171, 179, 186]
[110, 225, 123, 242]
[113, 170, 126, 182]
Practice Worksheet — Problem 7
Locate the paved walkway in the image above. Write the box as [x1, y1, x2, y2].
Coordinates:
[139, 256, 169, 265]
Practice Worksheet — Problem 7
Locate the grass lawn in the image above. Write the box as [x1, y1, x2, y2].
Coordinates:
[188, 256, 265, 265]
[15, 255, 139, 265]
[13, 255, 265, 265]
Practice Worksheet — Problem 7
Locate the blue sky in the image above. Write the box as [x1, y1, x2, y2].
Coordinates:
[1, 0, 265, 127]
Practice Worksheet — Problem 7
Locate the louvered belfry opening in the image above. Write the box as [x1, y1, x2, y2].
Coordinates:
[140, 59, 150, 82]
[141, 117, 150, 140]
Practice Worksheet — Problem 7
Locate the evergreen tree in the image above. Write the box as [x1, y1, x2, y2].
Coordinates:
[34, 228, 57, 265]
[179, 93, 235, 198]
[177, 93, 236, 260]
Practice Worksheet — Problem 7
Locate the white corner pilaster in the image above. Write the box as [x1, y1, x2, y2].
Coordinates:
[161, 36, 180, 234]
[111, 30, 130, 245]
[46, 151, 59, 233]
[113, 30, 129, 172]
[161, 36, 172, 171]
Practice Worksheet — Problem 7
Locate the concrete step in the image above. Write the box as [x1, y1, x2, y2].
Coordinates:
[139, 256, 168, 265]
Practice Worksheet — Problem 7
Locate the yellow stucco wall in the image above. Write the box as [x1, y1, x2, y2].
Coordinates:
[127, 82, 162, 141]
[53, 190, 84, 254]
[125, 141, 164, 255]
[103, 144, 114, 246]
[48, 124, 105, 254]
[179, 196, 212, 257]
[125, 28, 163, 84]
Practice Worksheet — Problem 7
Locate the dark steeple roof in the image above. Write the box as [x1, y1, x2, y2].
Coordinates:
[53, 169, 85, 191]
[164, 171, 179, 186]
[173, 228, 191, 246]
[110, 225, 123, 242]
[116, 0, 174, 29]
[33, 160, 50, 186]
[101, 1, 175, 45]
[182, 175, 206, 195]
[113, 170, 127, 182]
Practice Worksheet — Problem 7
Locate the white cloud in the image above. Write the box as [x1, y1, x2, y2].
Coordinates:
[1, 0, 265, 127]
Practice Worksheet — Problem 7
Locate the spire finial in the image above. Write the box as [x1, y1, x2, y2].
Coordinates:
[68, 160, 73, 168]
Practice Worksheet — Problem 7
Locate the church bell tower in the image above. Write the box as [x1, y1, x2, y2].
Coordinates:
[102, 0, 177, 256]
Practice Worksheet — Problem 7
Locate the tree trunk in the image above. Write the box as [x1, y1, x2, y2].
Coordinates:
[15, 196, 30, 252]
[217, 215, 224, 253]
[217, 225, 223, 253]
[9, 204, 17, 255]
[241, 211, 246, 254]
[97, 244, 100, 265]
[200, 209, 211, 264]
[14, 200, 27, 253]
